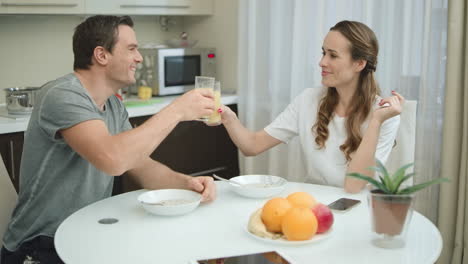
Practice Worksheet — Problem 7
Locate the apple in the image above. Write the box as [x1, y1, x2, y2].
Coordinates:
[311, 203, 334, 233]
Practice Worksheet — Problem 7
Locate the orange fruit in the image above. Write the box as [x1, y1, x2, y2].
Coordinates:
[261, 197, 292, 233]
[281, 207, 318, 241]
[286, 192, 316, 208]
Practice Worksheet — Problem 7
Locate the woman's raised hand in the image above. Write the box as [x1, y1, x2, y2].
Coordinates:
[373, 91, 405, 123]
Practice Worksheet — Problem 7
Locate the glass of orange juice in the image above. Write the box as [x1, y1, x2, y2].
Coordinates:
[206, 81, 221, 124]
[194, 76, 216, 121]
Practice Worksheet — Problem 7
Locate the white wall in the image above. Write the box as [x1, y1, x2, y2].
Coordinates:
[183, 0, 238, 94]
[0, 15, 183, 103]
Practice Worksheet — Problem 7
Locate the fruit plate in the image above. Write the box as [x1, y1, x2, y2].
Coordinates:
[244, 224, 333, 246]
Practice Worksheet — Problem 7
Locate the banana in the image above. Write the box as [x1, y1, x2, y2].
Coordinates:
[247, 208, 284, 240]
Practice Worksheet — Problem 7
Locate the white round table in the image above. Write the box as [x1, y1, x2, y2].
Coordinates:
[55, 181, 442, 264]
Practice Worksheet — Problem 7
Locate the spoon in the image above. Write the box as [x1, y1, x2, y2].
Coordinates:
[212, 174, 244, 187]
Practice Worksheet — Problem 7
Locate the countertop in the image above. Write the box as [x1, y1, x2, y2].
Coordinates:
[0, 94, 238, 134]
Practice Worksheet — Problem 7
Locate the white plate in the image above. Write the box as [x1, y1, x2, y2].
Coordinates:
[229, 175, 287, 198]
[244, 224, 333, 246]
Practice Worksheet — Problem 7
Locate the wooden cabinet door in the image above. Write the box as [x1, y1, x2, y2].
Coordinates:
[150, 119, 239, 177]
[114, 104, 239, 194]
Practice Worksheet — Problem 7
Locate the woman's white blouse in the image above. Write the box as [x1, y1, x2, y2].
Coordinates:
[264, 87, 400, 187]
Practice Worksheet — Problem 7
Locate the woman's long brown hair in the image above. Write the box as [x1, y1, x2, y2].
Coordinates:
[312, 20, 380, 161]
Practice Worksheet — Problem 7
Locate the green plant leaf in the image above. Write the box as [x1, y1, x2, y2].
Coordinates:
[398, 178, 449, 194]
[367, 167, 392, 192]
[369, 167, 390, 187]
[391, 163, 414, 192]
[375, 160, 393, 191]
[377, 175, 392, 193]
[393, 172, 415, 192]
[347, 173, 391, 193]
[375, 159, 390, 176]
[378, 175, 386, 186]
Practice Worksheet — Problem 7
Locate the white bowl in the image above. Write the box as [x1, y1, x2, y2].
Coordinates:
[137, 189, 202, 216]
[229, 175, 287, 198]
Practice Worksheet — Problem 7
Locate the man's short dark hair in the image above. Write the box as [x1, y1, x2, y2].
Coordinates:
[73, 15, 134, 70]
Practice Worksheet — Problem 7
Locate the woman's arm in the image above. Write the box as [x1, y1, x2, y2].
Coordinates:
[220, 105, 282, 156]
[345, 91, 405, 193]
[345, 118, 382, 193]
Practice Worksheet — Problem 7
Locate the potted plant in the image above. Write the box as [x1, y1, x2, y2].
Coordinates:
[347, 160, 448, 247]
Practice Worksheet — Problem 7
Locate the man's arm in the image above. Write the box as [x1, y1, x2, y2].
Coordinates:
[127, 157, 191, 189]
[127, 157, 216, 202]
[60, 89, 215, 176]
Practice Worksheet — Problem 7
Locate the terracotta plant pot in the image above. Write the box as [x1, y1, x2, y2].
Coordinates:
[369, 190, 414, 236]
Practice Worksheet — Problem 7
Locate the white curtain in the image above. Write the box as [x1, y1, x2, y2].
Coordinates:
[237, 0, 447, 222]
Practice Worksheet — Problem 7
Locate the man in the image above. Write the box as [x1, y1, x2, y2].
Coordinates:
[1, 15, 216, 264]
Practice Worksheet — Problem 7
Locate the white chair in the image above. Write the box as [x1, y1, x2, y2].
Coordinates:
[385, 100, 418, 183]
[0, 154, 18, 248]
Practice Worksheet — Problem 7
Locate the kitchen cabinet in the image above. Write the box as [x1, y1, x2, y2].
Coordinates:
[113, 104, 240, 194]
[86, 0, 213, 15]
[0, 132, 24, 193]
[0, 0, 213, 15]
[0, 0, 85, 14]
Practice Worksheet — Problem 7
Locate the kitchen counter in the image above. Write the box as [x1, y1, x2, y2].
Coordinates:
[0, 94, 238, 134]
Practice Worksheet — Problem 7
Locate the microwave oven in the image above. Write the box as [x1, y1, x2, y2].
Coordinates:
[135, 47, 217, 96]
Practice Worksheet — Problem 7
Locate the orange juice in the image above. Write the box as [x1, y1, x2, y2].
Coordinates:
[207, 90, 221, 124]
[195, 87, 213, 121]
[194, 77, 219, 122]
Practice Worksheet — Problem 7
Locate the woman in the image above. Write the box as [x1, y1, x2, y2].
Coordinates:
[219, 20, 404, 193]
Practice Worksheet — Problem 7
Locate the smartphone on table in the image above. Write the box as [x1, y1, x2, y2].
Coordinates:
[328, 198, 361, 212]
[189, 251, 294, 264]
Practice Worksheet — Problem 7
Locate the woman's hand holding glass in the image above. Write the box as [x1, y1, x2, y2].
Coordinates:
[205, 104, 238, 126]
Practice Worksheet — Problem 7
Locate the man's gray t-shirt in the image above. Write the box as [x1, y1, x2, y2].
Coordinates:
[3, 73, 132, 251]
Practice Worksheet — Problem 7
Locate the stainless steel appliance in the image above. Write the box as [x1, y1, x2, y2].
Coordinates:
[135, 47, 217, 96]
[4, 87, 41, 115]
